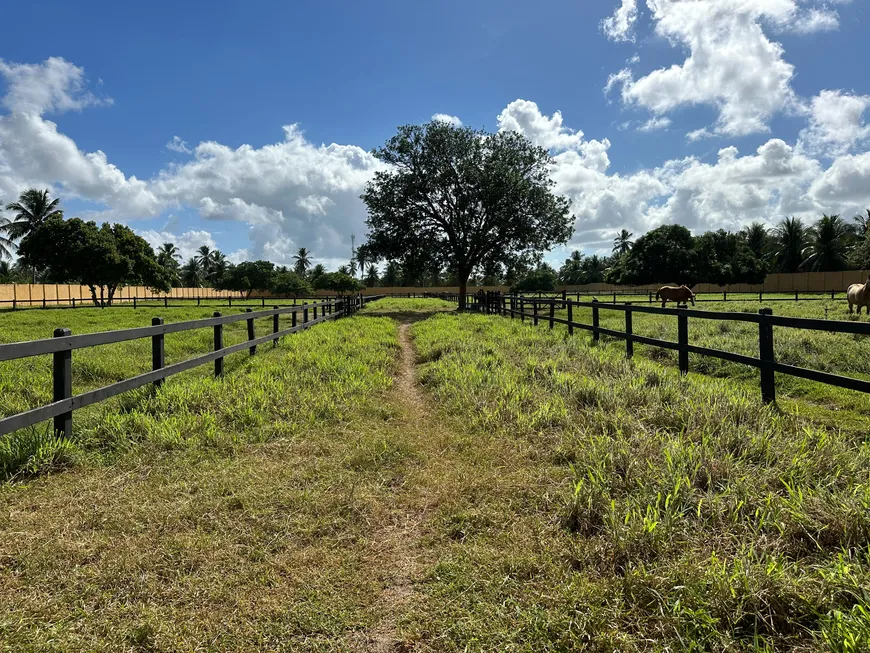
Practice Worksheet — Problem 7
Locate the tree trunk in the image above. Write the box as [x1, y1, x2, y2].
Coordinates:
[459, 272, 470, 311]
[88, 285, 100, 308]
[107, 284, 117, 306]
[99, 285, 105, 308]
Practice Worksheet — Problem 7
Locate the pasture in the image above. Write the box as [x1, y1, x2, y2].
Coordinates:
[0, 297, 868, 651]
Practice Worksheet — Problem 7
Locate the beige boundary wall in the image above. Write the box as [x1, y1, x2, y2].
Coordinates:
[3, 270, 870, 305]
[0, 285, 245, 305]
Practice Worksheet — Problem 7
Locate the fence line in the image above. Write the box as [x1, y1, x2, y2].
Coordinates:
[0, 294, 385, 439]
[443, 291, 870, 404]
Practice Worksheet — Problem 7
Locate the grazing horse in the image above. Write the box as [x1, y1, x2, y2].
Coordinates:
[656, 285, 696, 308]
[847, 277, 870, 315]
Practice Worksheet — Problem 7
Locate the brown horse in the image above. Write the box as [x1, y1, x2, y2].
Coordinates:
[656, 285, 695, 308]
[847, 276, 870, 315]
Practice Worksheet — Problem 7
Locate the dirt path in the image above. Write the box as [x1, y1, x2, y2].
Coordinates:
[358, 322, 429, 652]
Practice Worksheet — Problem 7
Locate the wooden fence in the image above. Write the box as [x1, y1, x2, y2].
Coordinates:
[0, 295, 384, 439]
[443, 292, 870, 404]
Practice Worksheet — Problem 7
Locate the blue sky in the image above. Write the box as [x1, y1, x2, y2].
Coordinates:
[1, 0, 869, 270]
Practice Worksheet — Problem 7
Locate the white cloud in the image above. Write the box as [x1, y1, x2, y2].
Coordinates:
[799, 90, 870, 157]
[166, 136, 192, 154]
[601, 0, 639, 43]
[603, 1, 852, 138]
[497, 99, 589, 152]
[0, 57, 110, 115]
[431, 113, 462, 127]
[137, 229, 217, 261]
[638, 116, 672, 132]
[809, 151, 870, 206]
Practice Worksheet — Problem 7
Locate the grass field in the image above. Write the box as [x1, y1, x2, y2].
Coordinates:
[1, 298, 868, 650]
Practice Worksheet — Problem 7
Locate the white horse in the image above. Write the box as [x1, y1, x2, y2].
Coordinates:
[847, 277, 870, 315]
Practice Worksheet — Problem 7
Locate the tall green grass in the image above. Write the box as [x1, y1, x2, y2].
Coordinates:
[411, 313, 870, 651]
[0, 314, 398, 479]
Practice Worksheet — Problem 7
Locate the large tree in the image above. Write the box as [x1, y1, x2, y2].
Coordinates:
[512, 263, 557, 292]
[270, 270, 311, 297]
[216, 260, 275, 297]
[361, 121, 574, 308]
[180, 258, 204, 288]
[313, 271, 363, 295]
[18, 217, 170, 306]
[607, 224, 697, 285]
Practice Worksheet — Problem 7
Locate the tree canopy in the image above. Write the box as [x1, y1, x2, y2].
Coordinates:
[18, 217, 169, 306]
[312, 272, 363, 294]
[215, 260, 275, 296]
[361, 120, 574, 307]
[270, 270, 312, 297]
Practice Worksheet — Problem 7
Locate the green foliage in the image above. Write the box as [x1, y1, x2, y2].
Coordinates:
[0, 188, 64, 270]
[772, 217, 810, 273]
[313, 271, 363, 294]
[694, 229, 768, 285]
[607, 224, 697, 285]
[511, 263, 557, 292]
[362, 120, 573, 302]
[215, 260, 275, 296]
[293, 247, 311, 277]
[364, 264, 379, 288]
[270, 270, 312, 297]
[801, 214, 855, 272]
[17, 217, 170, 306]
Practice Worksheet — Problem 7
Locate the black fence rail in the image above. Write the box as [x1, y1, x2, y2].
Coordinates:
[0, 294, 384, 439]
[512, 289, 851, 305]
[444, 291, 870, 404]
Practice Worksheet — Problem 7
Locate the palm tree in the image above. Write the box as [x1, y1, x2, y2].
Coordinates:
[157, 242, 181, 265]
[356, 248, 368, 280]
[0, 215, 15, 260]
[772, 217, 809, 273]
[740, 222, 769, 260]
[364, 264, 379, 287]
[800, 214, 854, 272]
[581, 254, 607, 283]
[1, 189, 63, 280]
[337, 265, 350, 276]
[180, 257, 204, 288]
[195, 245, 213, 276]
[309, 263, 326, 282]
[293, 247, 311, 276]
[559, 251, 585, 284]
[208, 250, 228, 285]
[854, 209, 870, 237]
[0, 260, 13, 282]
[612, 229, 634, 256]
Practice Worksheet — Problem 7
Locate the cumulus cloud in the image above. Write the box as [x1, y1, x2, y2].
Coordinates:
[602, 1, 851, 138]
[431, 113, 462, 126]
[497, 99, 590, 151]
[0, 57, 110, 114]
[601, 0, 639, 42]
[799, 90, 870, 157]
[137, 229, 217, 261]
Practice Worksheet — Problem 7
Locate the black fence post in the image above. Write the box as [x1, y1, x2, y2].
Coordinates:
[831, 289, 835, 300]
[592, 299, 600, 343]
[723, 292, 727, 302]
[533, 301, 539, 326]
[164, 297, 168, 308]
[678, 308, 689, 375]
[197, 296, 201, 306]
[562, 290, 567, 309]
[795, 290, 799, 301]
[53, 328, 72, 438]
[314, 303, 319, 321]
[567, 300, 574, 336]
[759, 308, 775, 404]
[521, 298, 525, 322]
[152, 317, 165, 389]
[625, 305, 634, 358]
[292, 309, 298, 329]
[133, 296, 137, 310]
[246, 308, 256, 355]
[273, 306, 279, 346]
[262, 297, 266, 308]
[303, 304, 309, 326]
[549, 300, 555, 329]
[229, 297, 232, 308]
[759, 291, 763, 302]
[612, 291, 616, 304]
[213, 312, 224, 378]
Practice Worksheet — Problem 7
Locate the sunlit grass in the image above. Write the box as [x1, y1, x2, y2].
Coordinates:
[406, 312, 870, 651]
